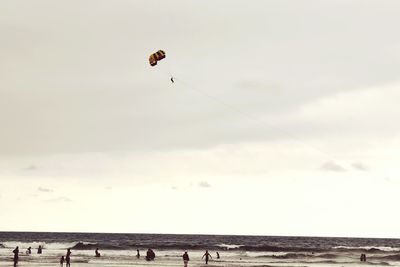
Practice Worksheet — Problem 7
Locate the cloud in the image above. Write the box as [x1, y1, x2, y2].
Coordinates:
[320, 161, 347, 172]
[22, 165, 38, 171]
[237, 81, 279, 91]
[44, 196, 71, 203]
[351, 162, 369, 171]
[198, 181, 212, 188]
[38, 187, 53, 193]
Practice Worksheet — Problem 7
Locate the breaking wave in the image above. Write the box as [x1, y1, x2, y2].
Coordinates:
[333, 246, 400, 253]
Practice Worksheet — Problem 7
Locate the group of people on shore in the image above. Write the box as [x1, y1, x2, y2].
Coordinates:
[59, 248, 72, 267]
[12, 246, 44, 266]
[12, 246, 71, 266]
[182, 250, 218, 266]
[12, 245, 218, 266]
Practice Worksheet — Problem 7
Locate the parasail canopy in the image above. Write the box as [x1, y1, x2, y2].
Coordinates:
[149, 50, 166, 66]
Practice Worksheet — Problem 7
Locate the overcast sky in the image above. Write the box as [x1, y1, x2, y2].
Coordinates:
[1, 0, 400, 238]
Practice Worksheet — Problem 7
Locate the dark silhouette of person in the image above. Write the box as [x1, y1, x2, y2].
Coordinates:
[37, 245, 42, 254]
[145, 248, 155, 261]
[202, 250, 212, 264]
[66, 248, 71, 267]
[171, 77, 174, 83]
[60, 255, 65, 267]
[95, 248, 101, 257]
[216, 251, 220, 259]
[26, 246, 32, 254]
[136, 249, 140, 258]
[360, 253, 367, 262]
[13, 246, 19, 266]
[182, 251, 190, 267]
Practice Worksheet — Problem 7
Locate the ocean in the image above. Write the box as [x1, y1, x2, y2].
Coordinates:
[1, 231, 400, 266]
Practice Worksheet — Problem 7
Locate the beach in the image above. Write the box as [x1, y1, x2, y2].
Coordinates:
[1, 232, 400, 267]
[1, 248, 393, 267]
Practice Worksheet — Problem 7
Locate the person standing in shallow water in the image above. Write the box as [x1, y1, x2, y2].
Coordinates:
[13, 246, 19, 266]
[145, 248, 155, 261]
[66, 248, 71, 267]
[95, 248, 101, 257]
[136, 249, 140, 258]
[202, 250, 212, 264]
[182, 251, 189, 267]
[60, 255, 65, 267]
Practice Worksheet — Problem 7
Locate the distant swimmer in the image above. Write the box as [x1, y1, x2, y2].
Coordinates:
[136, 249, 140, 258]
[37, 245, 42, 254]
[216, 251, 220, 259]
[182, 251, 190, 267]
[66, 248, 71, 267]
[26, 246, 32, 254]
[202, 250, 212, 264]
[13, 246, 19, 266]
[171, 77, 174, 83]
[95, 248, 101, 257]
[60, 255, 65, 267]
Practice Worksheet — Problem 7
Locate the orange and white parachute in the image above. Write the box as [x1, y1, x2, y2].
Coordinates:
[149, 50, 166, 66]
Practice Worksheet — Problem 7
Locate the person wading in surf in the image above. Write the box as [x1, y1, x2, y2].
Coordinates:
[202, 250, 212, 264]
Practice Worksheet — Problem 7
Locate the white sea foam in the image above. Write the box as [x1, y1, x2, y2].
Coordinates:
[217, 243, 244, 250]
[2, 241, 78, 250]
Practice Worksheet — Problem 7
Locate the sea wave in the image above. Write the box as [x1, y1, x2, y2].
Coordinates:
[217, 243, 243, 250]
[240, 245, 324, 252]
[0, 241, 131, 251]
[271, 253, 311, 259]
[370, 254, 400, 261]
[257, 252, 339, 259]
[317, 253, 339, 259]
[368, 262, 390, 266]
[0, 242, 324, 252]
[1, 239, 399, 254]
[0, 241, 77, 250]
[333, 246, 400, 253]
[71, 242, 121, 250]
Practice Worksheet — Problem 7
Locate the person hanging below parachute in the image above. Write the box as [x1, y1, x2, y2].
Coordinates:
[149, 50, 174, 83]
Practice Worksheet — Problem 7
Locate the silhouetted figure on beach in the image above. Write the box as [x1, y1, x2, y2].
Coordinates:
[136, 249, 140, 258]
[360, 253, 367, 262]
[37, 245, 42, 254]
[216, 251, 220, 259]
[26, 246, 32, 254]
[60, 255, 65, 267]
[202, 250, 212, 264]
[95, 248, 101, 257]
[66, 248, 71, 267]
[145, 248, 155, 261]
[13, 246, 19, 266]
[182, 251, 190, 267]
